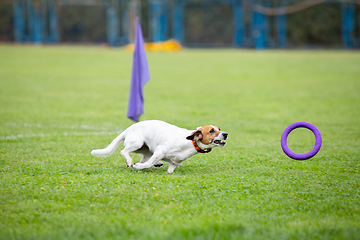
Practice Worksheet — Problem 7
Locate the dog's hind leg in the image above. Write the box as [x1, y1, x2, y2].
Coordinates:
[139, 152, 163, 167]
[133, 147, 165, 170]
[135, 147, 163, 168]
[120, 139, 144, 168]
[139, 151, 152, 163]
[134, 144, 151, 163]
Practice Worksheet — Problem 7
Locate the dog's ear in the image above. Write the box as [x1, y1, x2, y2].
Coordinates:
[186, 130, 203, 141]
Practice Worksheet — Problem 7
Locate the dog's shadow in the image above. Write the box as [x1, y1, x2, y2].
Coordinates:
[124, 162, 214, 175]
[105, 153, 217, 175]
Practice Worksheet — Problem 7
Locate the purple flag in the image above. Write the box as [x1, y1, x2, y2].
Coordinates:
[127, 18, 150, 122]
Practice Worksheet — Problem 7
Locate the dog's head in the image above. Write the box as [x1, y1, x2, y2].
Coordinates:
[186, 125, 228, 148]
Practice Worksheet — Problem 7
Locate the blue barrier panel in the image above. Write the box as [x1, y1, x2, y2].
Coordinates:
[26, 0, 35, 42]
[233, 0, 244, 47]
[149, 0, 169, 42]
[152, 1, 162, 42]
[342, 1, 355, 48]
[107, 5, 118, 46]
[276, 0, 287, 48]
[34, 7, 42, 44]
[48, 0, 59, 42]
[172, 0, 184, 44]
[252, 2, 265, 49]
[13, 0, 25, 42]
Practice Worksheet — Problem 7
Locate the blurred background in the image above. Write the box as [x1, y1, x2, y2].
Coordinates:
[0, 0, 359, 49]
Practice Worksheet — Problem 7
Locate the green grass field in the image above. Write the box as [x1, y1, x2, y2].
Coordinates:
[0, 45, 359, 240]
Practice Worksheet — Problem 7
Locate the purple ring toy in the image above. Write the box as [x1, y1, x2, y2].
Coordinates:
[281, 122, 322, 160]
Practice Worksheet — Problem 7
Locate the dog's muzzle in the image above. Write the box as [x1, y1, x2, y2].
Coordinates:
[213, 132, 228, 146]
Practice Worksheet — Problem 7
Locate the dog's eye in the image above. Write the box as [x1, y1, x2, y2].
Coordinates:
[210, 129, 215, 133]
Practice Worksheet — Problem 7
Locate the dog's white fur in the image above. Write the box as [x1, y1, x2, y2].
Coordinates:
[91, 120, 228, 173]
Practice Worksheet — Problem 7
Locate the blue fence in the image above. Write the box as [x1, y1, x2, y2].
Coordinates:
[11, 0, 360, 48]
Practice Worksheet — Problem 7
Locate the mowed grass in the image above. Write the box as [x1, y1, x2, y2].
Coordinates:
[0, 45, 359, 240]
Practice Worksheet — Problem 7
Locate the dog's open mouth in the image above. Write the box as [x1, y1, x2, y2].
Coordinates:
[214, 140, 226, 146]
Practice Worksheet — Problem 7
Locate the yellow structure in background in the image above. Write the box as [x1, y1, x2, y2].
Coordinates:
[125, 39, 182, 52]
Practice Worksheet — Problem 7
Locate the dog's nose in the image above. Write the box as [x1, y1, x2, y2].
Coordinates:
[222, 132, 228, 139]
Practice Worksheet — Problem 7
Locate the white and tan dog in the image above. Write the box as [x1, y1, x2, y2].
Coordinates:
[91, 120, 228, 173]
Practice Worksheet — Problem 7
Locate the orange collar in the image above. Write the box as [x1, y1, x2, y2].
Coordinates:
[192, 141, 212, 153]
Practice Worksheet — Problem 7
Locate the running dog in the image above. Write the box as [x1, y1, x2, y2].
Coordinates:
[91, 120, 228, 173]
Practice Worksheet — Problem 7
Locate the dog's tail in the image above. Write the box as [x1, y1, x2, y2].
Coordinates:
[91, 132, 125, 157]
